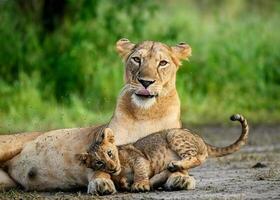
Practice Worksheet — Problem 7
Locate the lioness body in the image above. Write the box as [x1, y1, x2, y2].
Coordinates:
[6, 126, 101, 190]
[82, 115, 249, 192]
[5, 96, 180, 191]
[0, 39, 191, 194]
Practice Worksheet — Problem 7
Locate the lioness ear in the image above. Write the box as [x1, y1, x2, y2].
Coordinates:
[171, 43, 192, 65]
[104, 128, 115, 144]
[116, 38, 135, 60]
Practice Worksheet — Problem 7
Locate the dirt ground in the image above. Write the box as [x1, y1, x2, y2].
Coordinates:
[1, 125, 280, 200]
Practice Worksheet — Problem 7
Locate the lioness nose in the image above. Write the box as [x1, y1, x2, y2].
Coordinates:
[138, 78, 155, 88]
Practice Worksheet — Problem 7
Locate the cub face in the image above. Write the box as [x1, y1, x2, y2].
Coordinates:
[76, 128, 121, 175]
[116, 38, 192, 109]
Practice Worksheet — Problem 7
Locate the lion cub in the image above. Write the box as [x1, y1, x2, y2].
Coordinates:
[77, 114, 248, 192]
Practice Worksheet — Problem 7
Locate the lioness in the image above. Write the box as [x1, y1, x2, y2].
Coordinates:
[0, 39, 191, 194]
[77, 114, 249, 193]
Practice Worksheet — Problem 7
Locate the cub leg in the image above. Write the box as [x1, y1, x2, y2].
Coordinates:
[87, 171, 116, 195]
[0, 169, 17, 191]
[150, 169, 171, 189]
[131, 157, 151, 192]
[167, 156, 201, 172]
[112, 174, 131, 191]
[167, 131, 203, 172]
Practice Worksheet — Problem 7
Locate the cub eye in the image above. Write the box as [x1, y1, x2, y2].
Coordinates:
[132, 57, 141, 64]
[95, 160, 104, 168]
[159, 60, 168, 67]
[107, 150, 113, 158]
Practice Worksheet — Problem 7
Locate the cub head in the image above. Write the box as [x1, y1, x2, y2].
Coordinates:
[76, 128, 121, 175]
[116, 38, 191, 109]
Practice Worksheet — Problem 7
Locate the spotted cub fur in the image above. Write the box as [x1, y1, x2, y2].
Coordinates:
[77, 114, 249, 192]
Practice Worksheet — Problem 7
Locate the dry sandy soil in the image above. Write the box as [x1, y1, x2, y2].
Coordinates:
[1, 125, 280, 200]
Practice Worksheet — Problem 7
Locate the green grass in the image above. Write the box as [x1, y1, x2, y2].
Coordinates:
[0, 0, 280, 133]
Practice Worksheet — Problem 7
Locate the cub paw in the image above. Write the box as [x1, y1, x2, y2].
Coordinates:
[120, 177, 131, 191]
[87, 178, 116, 195]
[186, 176, 196, 190]
[131, 179, 150, 192]
[167, 161, 181, 172]
[165, 173, 196, 191]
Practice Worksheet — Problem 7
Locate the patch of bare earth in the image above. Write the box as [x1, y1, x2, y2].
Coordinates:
[1, 125, 280, 200]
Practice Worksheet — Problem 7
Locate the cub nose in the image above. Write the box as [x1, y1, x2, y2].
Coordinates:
[137, 78, 155, 88]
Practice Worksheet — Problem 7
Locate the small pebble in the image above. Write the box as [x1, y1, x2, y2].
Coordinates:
[252, 162, 267, 168]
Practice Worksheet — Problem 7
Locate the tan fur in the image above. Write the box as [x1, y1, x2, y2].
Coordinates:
[109, 39, 191, 145]
[0, 39, 191, 194]
[80, 114, 249, 192]
[0, 132, 42, 164]
[0, 169, 16, 191]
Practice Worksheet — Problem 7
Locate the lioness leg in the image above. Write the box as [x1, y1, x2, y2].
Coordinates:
[0, 132, 42, 163]
[87, 171, 116, 195]
[0, 169, 16, 191]
[164, 171, 195, 190]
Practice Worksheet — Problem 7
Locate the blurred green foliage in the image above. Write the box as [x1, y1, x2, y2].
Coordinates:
[0, 0, 280, 133]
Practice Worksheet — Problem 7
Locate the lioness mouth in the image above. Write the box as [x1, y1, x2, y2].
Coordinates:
[135, 89, 158, 98]
[135, 93, 156, 98]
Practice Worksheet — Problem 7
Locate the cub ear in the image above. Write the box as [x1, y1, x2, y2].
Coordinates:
[103, 128, 115, 144]
[116, 38, 135, 60]
[75, 153, 90, 165]
[171, 43, 192, 65]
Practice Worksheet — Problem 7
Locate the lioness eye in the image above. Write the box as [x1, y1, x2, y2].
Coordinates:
[107, 150, 113, 158]
[159, 60, 168, 67]
[132, 57, 141, 64]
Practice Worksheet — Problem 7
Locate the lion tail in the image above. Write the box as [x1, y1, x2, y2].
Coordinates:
[207, 114, 249, 157]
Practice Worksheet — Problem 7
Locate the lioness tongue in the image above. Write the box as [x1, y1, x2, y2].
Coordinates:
[137, 89, 151, 96]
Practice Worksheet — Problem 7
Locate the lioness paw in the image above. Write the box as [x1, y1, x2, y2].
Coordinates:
[87, 178, 116, 195]
[131, 179, 150, 192]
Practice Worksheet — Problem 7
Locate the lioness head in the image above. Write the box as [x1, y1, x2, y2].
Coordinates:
[76, 128, 121, 175]
[116, 39, 191, 109]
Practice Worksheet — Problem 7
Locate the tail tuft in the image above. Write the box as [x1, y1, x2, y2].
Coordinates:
[207, 114, 249, 157]
[230, 114, 241, 121]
